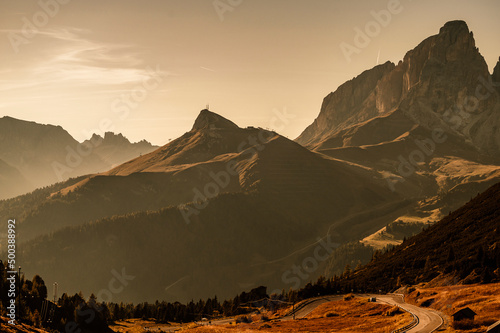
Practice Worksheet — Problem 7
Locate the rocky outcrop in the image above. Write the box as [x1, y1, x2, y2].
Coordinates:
[296, 61, 395, 147]
[82, 132, 157, 168]
[493, 57, 500, 87]
[87, 132, 155, 148]
[393, 21, 500, 153]
[192, 109, 239, 131]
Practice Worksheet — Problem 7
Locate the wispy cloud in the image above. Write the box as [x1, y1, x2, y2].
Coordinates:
[200, 66, 216, 72]
[36, 28, 153, 85]
[0, 27, 164, 93]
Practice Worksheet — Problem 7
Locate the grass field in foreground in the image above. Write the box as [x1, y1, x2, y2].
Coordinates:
[406, 282, 500, 333]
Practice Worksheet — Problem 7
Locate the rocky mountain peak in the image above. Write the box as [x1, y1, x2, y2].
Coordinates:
[90, 133, 103, 142]
[102, 132, 130, 145]
[434, 20, 479, 63]
[296, 20, 497, 153]
[396, 21, 493, 143]
[438, 20, 469, 37]
[401, 20, 482, 78]
[86, 132, 155, 149]
[192, 109, 239, 131]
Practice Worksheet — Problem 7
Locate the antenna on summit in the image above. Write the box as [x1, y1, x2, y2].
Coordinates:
[206, 104, 210, 110]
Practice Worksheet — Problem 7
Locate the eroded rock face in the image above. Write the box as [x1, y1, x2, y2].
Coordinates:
[400, 21, 488, 97]
[296, 61, 395, 147]
[396, 21, 494, 141]
[401, 21, 500, 155]
[493, 57, 500, 86]
[297, 20, 500, 155]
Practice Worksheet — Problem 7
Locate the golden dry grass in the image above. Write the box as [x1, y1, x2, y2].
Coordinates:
[0, 316, 50, 333]
[406, 282, 500, 332]
[182, 297, 412, 333]
[110, 318, 182, 333]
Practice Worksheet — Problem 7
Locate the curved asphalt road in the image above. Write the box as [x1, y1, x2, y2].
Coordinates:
[277, 294, 443, 332]
[279, 295, 342, 320]
[375, 294, 443, 333]
[138, 294, 443, 332]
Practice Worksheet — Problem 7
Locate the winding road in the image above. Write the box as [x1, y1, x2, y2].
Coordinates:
[279, 295, 342, 320]
[375, 294, 443, 333]
[131, 293, 444, 332]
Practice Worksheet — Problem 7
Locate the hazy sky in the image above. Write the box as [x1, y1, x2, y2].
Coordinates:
[1, 0, 500, 145]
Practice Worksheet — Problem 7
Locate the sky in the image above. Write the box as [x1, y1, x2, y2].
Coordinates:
[1, 0, 500, 146]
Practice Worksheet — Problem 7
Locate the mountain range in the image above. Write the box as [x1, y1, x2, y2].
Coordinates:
[0, 116, 157, 200]
[4, 109, 404, 302]
[0, 20, 499, 304]
[298, 20, 500, 250]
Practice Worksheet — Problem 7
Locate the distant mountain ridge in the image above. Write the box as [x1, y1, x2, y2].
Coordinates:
[83, 132, 158, 168]
[0, 116, 157, 199]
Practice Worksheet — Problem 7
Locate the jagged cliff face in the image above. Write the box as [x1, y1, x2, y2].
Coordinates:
[297, 21, 500, 155]
[398, 21, 499, 154]
[493, 57, 500, 89]
[400, 20, 488, 96]
[296, 61, 396, 147]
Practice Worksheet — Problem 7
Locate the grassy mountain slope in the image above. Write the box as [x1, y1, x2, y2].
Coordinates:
[2, 111, 409, 303]
[349, 181, 500, 291]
